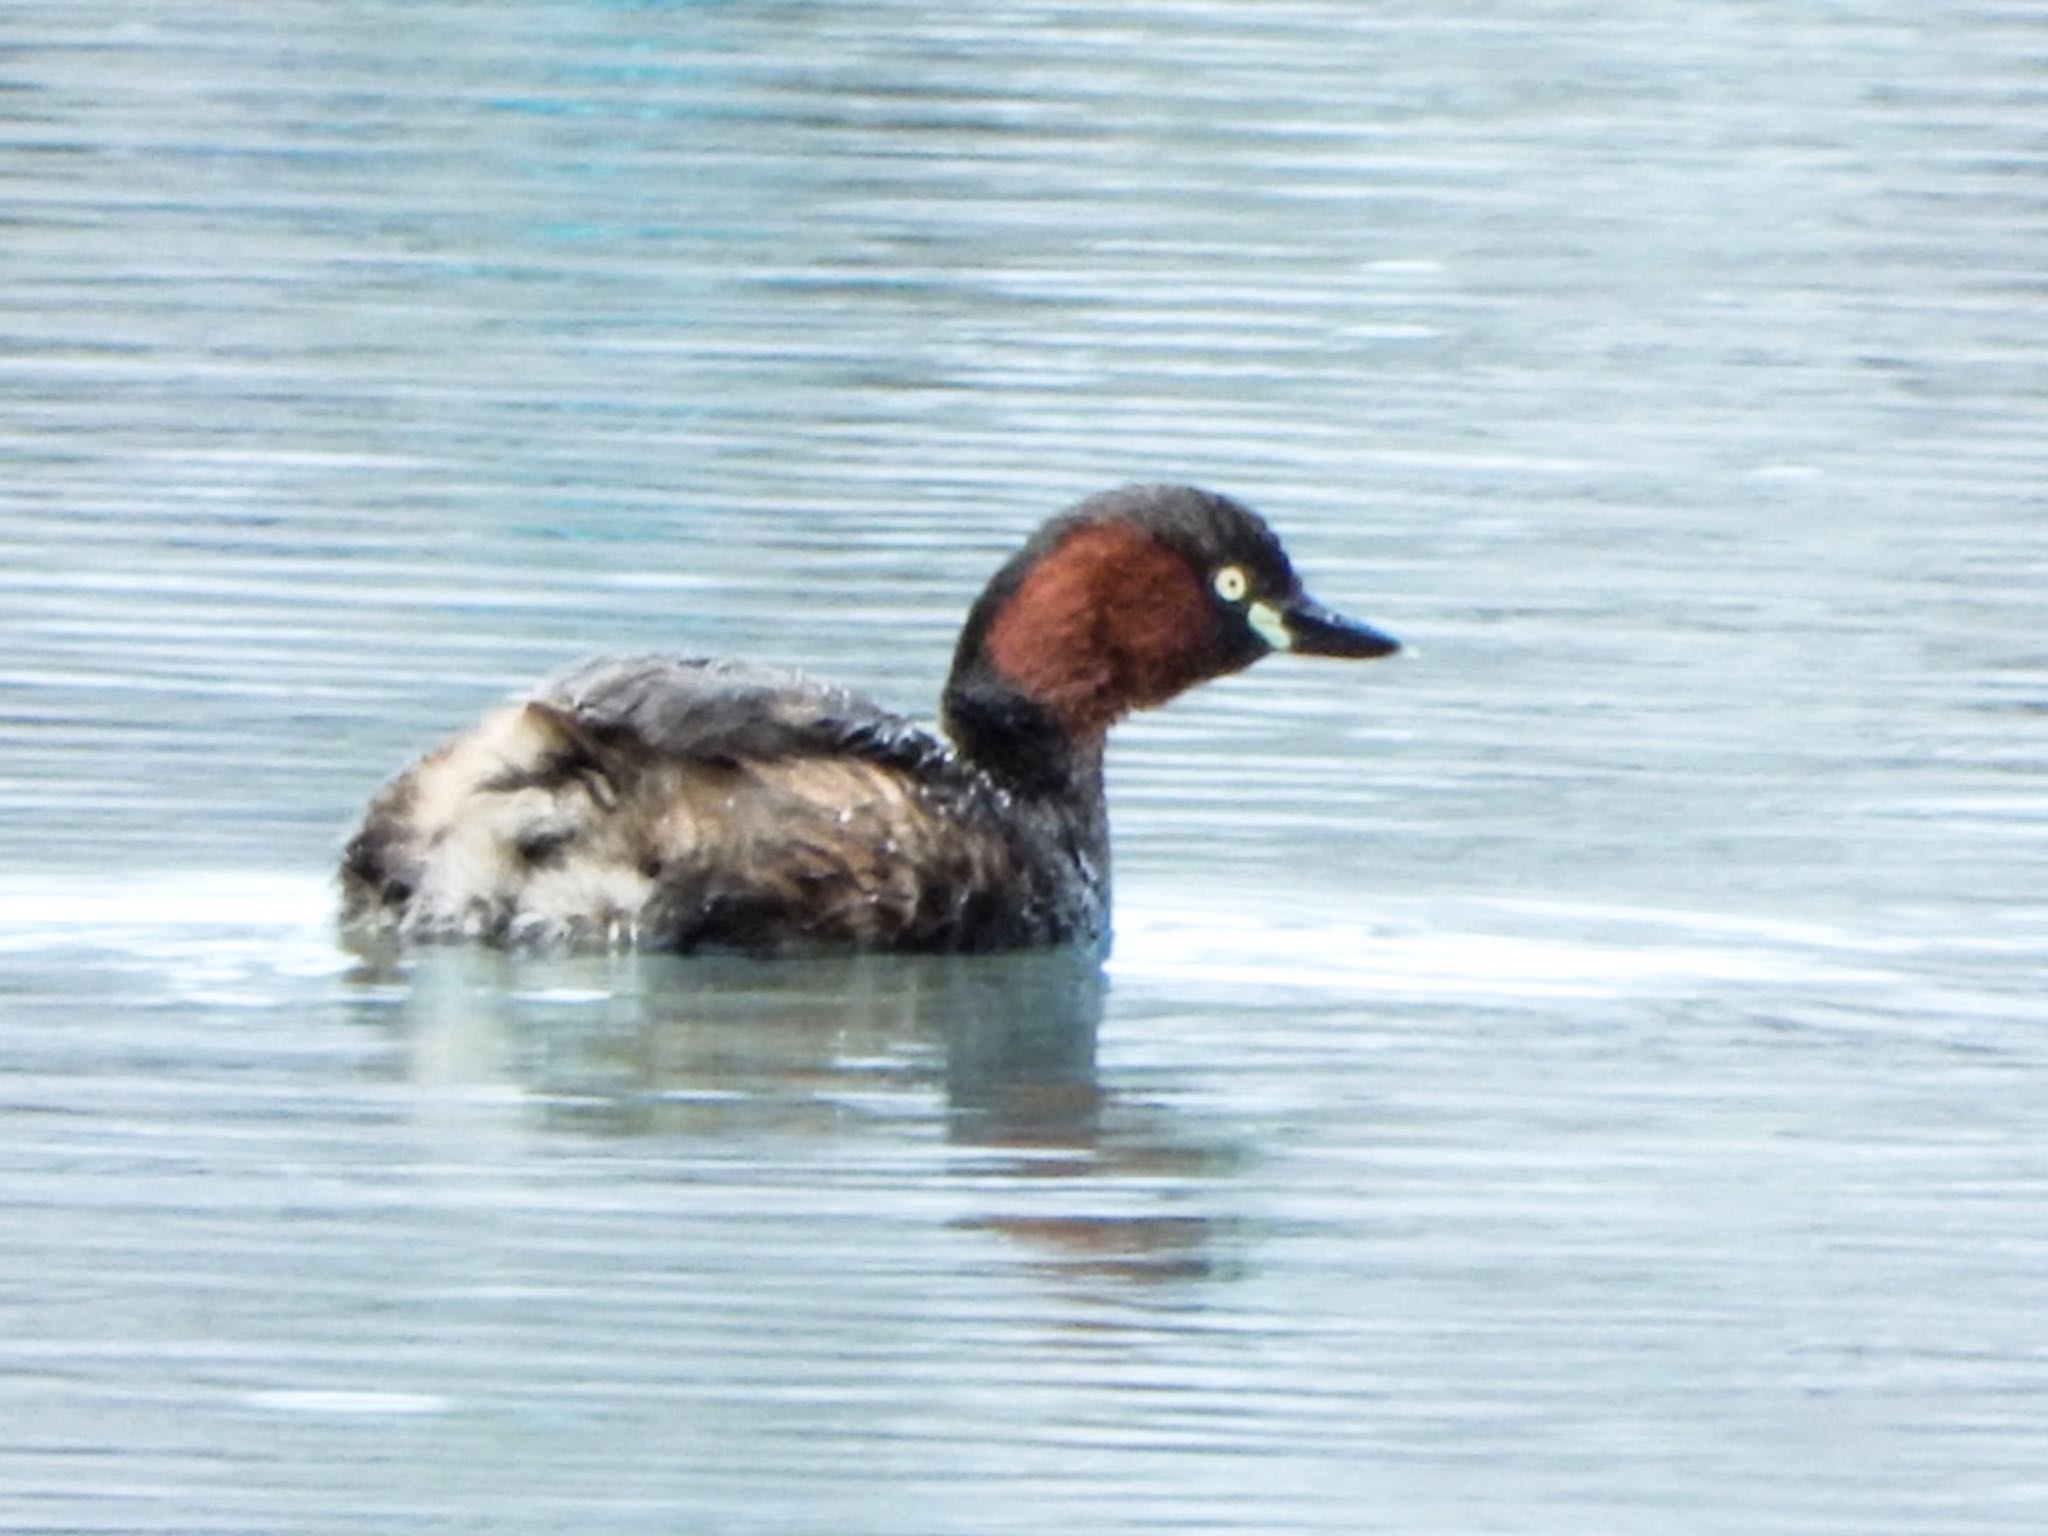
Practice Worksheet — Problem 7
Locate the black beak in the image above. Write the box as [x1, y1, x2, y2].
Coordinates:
[1278, 594, 1400, 659]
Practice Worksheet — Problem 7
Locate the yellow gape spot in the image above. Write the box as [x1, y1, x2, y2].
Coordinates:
[1247, 600, 1291, 651]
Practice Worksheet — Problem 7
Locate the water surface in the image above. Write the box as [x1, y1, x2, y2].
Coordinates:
[3, 3, 2044, 1532]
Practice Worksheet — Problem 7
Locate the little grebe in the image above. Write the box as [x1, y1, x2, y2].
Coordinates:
[339, 484, 1398, 953]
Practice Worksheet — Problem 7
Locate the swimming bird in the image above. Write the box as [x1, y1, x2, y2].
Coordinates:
[339, 484, 1398, 953]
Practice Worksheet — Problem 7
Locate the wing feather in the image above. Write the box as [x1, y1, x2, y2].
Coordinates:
[341, 656, 996, 949]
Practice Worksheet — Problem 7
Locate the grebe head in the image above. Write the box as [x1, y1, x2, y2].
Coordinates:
[942, 485, 1398, 770]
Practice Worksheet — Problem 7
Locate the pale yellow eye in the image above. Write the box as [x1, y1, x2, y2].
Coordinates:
[1212, 565, 1250, 603]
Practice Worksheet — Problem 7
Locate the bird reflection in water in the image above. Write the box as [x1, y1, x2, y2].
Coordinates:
[343, 943, 1232, 1285]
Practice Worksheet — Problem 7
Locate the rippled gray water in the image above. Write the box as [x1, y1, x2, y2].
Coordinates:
[3, 3, 2044, 1532]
